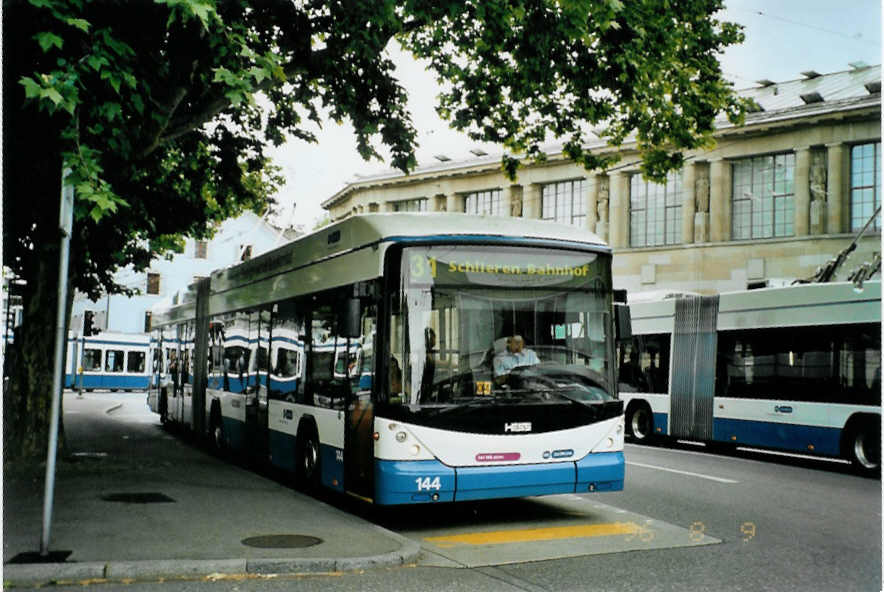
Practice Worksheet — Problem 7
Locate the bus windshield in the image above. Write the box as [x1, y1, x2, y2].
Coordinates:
[389, 245, 614, 408]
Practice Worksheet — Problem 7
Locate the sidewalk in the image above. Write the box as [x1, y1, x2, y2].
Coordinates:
[3, 392, 420, 587]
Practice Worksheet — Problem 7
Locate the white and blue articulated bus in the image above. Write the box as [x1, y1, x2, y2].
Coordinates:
[618, 281, 881, 474]
[65, 331, 151, 391]
[148, 213, 628, 504]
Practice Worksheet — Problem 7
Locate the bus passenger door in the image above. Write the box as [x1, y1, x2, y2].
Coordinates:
[245, 308, 271, 463]
[344, 297, 376, 500]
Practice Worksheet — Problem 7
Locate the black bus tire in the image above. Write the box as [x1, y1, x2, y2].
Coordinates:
[626, 402, 654, 443]
[844, 418, 880, 476]
[296, 422, 321, 491]
[210, 407, 225, 455]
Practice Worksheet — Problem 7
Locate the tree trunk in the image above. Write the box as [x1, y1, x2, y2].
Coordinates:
[3, 236, 72, 464]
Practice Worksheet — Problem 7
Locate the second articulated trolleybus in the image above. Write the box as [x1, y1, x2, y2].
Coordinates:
[618, 281, 881, 473]
[65, 331, 151, 391]
[148, 213, 628, 504]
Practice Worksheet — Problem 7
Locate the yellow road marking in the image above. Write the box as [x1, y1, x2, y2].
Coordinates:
[424, 522, 638, 547]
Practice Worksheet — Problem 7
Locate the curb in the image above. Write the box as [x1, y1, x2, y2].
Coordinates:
[3, 532, 421, 586]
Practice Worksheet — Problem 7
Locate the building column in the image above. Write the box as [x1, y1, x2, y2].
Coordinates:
[681, 162, 696, 244]
[826, 142, 847, 234]
[523, 183, 542, 219]
[608, 171, 629, 248]
[709, 158, 731, 242]
[446, 193, 463, 214]
[794, 146, 811, 236]
[500, 185, 513, 217]
[430, 194, 444, 212]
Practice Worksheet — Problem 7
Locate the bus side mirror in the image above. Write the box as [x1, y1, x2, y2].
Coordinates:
[615, 303, 632, 342]
[340, 298, 362, 339]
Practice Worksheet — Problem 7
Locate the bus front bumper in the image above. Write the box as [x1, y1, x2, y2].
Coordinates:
[374, 451, 624, 505]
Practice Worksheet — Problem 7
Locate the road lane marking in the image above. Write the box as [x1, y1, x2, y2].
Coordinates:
[627, 461, 739, 484]
[424, 522, 638, 547]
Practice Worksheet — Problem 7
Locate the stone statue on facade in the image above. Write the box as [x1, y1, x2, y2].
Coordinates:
[695, 170, 710, 214]
[510, 192, 522, 218]
[596, 177, 609, 223]
[810, 150, 827, 204]
[809, 150, 828, 234]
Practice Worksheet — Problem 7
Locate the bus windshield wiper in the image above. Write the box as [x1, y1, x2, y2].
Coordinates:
[430, 397, 501, 415]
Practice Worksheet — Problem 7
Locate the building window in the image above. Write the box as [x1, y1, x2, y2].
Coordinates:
[630, 171, 683, 247]
[392, 198, 428, 212]
[541, 179, 586, 226]
[732, 153, 795, 240]
[240, 245, 252, 261]
[195, 240, 208, 259]
[463, 189, 502, 216]
[850, 142, 881, 231]
[147, 272, 160, 295]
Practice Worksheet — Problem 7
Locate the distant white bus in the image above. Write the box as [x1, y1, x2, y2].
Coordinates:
[65, 331, 151, 391]
[618, 281, 881, 474]
[148, 213, 629, 504]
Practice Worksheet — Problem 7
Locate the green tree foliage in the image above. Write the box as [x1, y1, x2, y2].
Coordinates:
[3, 0, 748, 460]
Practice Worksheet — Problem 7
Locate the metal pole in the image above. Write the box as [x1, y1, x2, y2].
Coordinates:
[41, 168, 74, 556]
[78, 333, 84, 398]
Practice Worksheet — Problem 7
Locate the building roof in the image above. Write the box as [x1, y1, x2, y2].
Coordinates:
[322, 65, 881, 209]
[740, 64, 880, 112]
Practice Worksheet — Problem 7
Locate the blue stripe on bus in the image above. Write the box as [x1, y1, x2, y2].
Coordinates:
[374, 453, 625, 505]
[64, 374, 150, 390]
[575, 451, 625, 492]
[67, 338, 149, 345]
[712, 418, 841, 457]
[321, 445, 344, 492]
[375, 460, 456, 505]
[222, 416, 247, 450]
[269, 430, 297, 472]
[454, 462, 577, 501]
[653, 413, 668, 436]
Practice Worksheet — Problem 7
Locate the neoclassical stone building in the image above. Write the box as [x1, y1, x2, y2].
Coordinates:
[322, 66, 881, 295]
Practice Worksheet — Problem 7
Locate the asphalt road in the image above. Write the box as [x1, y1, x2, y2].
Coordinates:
[29, 393, 883, 592]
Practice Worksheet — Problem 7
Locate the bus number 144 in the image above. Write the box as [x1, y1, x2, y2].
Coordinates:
[415, 476, 441, 491]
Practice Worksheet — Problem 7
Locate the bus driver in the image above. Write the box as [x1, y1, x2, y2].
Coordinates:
[493, 335, 540, 383]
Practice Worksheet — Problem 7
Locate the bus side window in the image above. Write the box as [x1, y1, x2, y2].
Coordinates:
[127, 351, 146, 373]
[106, 350, 125, 373]
[270, 298, 307, 403]
[82, 348, 100, 371]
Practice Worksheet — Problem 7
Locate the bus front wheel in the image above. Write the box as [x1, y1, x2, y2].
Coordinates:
[845, 420, 880, 476]
[210, 410, 225, 455]
[627, 403, 654, 443]
[296, 424, 321, 491]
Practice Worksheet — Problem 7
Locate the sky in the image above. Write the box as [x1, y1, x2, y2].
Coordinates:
[266, 0, 883, 231]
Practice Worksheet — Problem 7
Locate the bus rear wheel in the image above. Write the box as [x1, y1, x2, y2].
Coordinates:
[627, 403, 654, 443]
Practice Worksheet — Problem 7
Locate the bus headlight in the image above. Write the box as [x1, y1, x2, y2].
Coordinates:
[395, 431, 408, 443]
[606, 437, 614, 448]
[411, 444, 421, 456]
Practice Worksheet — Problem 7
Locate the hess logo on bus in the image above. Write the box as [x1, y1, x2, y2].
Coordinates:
[504, 422, 532, 433]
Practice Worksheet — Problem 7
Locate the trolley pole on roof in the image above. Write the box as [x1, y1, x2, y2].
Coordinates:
[41, 168, 74, 557]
